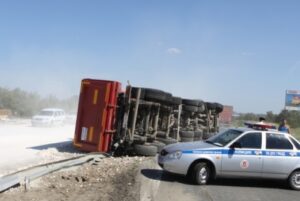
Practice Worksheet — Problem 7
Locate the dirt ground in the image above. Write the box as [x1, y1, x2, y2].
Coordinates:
[0, 122, 76, 176]
[0, 156, 146, 201]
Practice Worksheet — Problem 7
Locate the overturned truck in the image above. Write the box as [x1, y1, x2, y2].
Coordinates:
[73, 79, 223, 156]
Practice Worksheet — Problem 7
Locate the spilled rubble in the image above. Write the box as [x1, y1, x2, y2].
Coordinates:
[0, 156, 146, 201]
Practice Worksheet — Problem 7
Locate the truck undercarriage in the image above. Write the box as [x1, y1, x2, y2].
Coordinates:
[73, 79, 223, 156]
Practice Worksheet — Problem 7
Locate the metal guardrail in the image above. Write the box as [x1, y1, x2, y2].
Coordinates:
[0, 153, 108, 192]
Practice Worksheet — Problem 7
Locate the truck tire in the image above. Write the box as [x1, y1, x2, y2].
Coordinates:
[182, 105, 198, 113]
[169, 96, 182, 105]
[182, 99, 201, 106]
[131, 87, 145, 99]
[150, 141, 166, 153]
[180, 137, 194, 142]
[215, 103, 223, 113]
[169, 132, 178, 139]
[206, 102, 216, 110]
[203, 132, 213, 140]
[156, 137, 177, 145]
[156, 131, 166, 138]
[134, 144, 157, 156]
[180, 131, 194, 138]
[162, 93, 173, 104]
[133, 135, 147, 144]
[193, 137, 202, 141]
[146, 136, 155, 143]
[144, 88, 172, 102]
[194, 130, 203, 139]
[198, 103, 206, 113]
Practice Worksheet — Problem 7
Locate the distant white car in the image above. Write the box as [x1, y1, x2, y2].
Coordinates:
[31, 108, 66, 126]
[64, 113, 77, 124]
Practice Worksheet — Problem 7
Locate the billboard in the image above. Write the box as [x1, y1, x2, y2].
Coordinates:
[285, 90, 300, 111]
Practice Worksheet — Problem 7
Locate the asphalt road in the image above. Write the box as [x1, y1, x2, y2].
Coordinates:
[140, 158, 300, 201]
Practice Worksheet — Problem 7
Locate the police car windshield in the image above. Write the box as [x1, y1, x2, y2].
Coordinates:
[206, 129, 243, 147]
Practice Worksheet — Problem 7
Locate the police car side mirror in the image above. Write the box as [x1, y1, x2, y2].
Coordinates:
[230, 142, 241, 149]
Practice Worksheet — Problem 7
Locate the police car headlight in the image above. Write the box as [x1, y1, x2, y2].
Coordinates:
[167, 151, 182, 160]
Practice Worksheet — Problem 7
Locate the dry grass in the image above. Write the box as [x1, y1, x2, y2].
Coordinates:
[290, 128, 300, 140]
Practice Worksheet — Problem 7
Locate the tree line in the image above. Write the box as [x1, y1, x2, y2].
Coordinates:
[234, 110, 300, 128]
[0, 87, 78, 117]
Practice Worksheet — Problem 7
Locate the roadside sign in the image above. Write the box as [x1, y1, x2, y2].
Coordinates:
[285, 90, 300, 111]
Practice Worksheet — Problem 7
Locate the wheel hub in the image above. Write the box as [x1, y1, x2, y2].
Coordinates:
[199, 167, 207, 182]
[294, 173, 300, 186]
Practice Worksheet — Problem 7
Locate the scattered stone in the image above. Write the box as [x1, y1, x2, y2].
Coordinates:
[0, 156, 148, 201]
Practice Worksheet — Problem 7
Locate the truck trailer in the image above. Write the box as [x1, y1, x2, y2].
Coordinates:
[73, 79, 223, 156]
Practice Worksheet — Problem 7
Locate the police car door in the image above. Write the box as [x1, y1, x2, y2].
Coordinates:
[262, 133, 298, 178]
[221, 132, 263, 177]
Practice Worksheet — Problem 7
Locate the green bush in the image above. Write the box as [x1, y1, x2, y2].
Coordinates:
[0, 87, 78, 117]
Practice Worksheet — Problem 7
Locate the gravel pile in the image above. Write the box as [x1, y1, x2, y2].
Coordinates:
[35, 142, 84, 164]
[0, 156, 146, 201]
[0, 143, 83, 177]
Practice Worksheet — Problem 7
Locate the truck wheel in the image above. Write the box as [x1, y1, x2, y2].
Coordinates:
[131, 87, 145, 99]
[198, 104, 206, 113]
[133, 136, 147, 144]
[168, 131, 177, 139]
[194, 131, 203, 140]
[156, 137, 177, 145]
[288, 170, 300, 190]
[134, 144, 157, 156]
[203, 132, 213, 140]
[156, 131, 166, 138]
[182, 105, 198, 113]
[146, 136, 155, 143]
[191, 162, 211, 185]
[215, 103, 223, 113]
[180, 137, 194, 142]
[150, 141, 166, 153]
[193, 137, 202, 141]
[169, 96, 182, 105]
[144, 88, 172, 102]
[182, 99, 201, 106]
[206, 102, 216, 110]
[179, 131, 194, 138]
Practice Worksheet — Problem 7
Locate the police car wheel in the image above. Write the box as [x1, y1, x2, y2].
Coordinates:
[289, 170, 300, 190]
[192, 162, 210, 185]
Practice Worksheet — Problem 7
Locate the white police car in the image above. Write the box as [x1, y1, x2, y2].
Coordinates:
[158, 127, 300, 190]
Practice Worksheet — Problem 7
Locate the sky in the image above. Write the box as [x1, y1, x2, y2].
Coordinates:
[0, 0, 300, 114]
